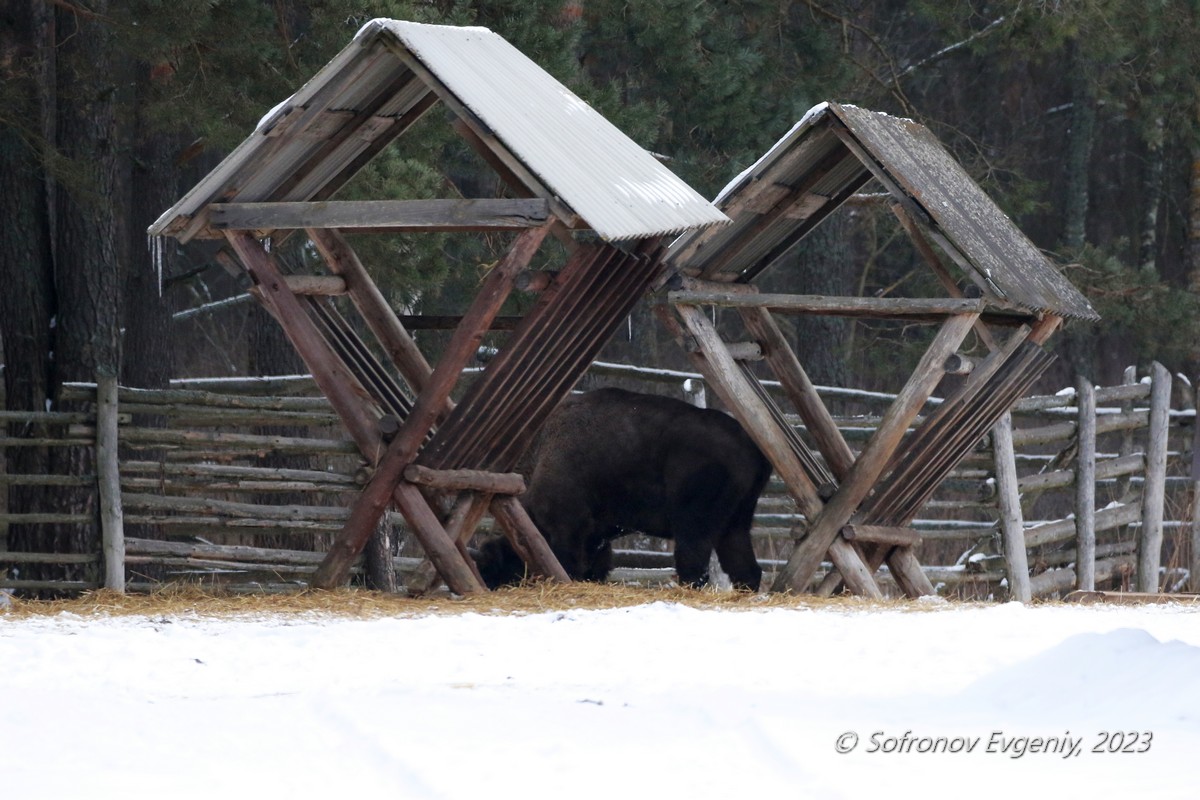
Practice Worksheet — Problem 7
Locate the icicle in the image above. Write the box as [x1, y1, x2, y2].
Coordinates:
[148, 235, 165, 296]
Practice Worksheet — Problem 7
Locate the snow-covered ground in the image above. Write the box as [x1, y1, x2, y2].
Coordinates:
[4, 600, 1199, 799]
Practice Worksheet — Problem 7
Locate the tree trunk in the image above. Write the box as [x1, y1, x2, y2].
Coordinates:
[1186, 120, 1200, 379]
[783, 213, 852, 388]
[1139, 117, 1165, 274]
[47, 0, 125, 580]
[122, 123, 178, 391]
[1062, 39, 1095, 254]
[0, 0, 57, 572]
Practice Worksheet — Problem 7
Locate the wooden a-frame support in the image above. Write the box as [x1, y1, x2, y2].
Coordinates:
[223, 225, 569, 594]
[657, 201, 1064, 596]
[658, 298, 976, 596]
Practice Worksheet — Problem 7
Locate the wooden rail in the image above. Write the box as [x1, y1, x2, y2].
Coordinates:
[2, 363, 1194, 598]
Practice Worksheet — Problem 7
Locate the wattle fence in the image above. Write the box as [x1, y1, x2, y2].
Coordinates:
[2, 361, 1196, 599]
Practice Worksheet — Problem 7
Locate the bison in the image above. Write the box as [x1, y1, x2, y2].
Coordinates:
[475, 387, 771, 591]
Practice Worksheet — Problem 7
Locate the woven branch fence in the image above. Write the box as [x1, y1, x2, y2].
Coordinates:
[2, 362, 1196, 599]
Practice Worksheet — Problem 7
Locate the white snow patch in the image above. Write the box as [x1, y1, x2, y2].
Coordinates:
[2, 602, 1198, 798]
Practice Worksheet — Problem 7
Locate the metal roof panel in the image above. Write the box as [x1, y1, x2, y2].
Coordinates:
[376, 20, 726, 240]
[149, 19, 726, 243]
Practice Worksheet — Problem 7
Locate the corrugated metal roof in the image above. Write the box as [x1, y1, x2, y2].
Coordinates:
[378, 21, 727, 240]
[667, 102, 1098, 321]
[149, 19, 726, 243]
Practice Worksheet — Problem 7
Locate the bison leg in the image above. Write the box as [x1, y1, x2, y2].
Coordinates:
[715, 529, 762, 592]
[581, 535, 615, 582]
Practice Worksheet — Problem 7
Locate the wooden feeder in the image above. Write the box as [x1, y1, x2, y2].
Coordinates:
[148, 20, 728, 594]
[659, 102, 1099, 598]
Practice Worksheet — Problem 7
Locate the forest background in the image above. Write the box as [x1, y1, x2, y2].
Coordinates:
[4, 0, 1200, 557]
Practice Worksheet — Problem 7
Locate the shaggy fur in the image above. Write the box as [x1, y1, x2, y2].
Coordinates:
[475, 388, 771, 591]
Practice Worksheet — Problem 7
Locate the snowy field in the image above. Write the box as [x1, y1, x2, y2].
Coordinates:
[4, 598, 1199, 799]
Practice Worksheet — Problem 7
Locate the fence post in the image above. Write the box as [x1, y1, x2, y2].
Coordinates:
[992, 412, 1030, 602]
[96, 375, 125, 592]
[1137, 362, 1171, 592]
[1074, 375, 1096, 591]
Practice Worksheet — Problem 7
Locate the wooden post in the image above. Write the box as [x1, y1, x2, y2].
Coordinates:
[1074, 376, 1097, 592]
[306, 228, 438, 399]
[992, 412, 1030, 602]
[826, 539, 883, 598]
[365, 513, 397, 593]
[1191, 383, 1200, 593]
[772, 312, 979, 593]
[667, 304, 826, 517]
[391, 483, 485, 594]
[489, 496, 571, 582]
[890, 202, 999, 351]
[406, 492, 491, 596]
[224, 231, 382, 453]
[1117, 366, 1138, 500]
[96, 375, 125, 593]
[310, 223, 552, 591]
[1137, 361, 1172, 592]
[738, 306, 856, 478]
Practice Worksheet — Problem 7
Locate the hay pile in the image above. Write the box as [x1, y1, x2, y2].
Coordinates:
[0, 581, 936, 620]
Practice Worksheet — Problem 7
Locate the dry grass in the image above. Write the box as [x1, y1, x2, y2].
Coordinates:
[0, 581, 950, 621]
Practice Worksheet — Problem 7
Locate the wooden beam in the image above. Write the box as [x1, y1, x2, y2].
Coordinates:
[684, 339, 762, 361]
[738, 306, 856, 479]
[840, 525, 922, 547]
[402, 464, 525, 495]
[891, 202, 1000, 351]
[391, 483, 485, 594]
[1065, 590, 1200, 605]
[1028, 313, 1064, 345]
[667, 290, 985, 319]
[397, 315, 522, 331]
[886, 546, 937, 596]
[210, 199, 551, 232]
[772, 312, 979, 593]
[1075, 375, 1097, 592]
[1137, 362, 1171, 592]
[664, 304, 824, 518]
[993, 412, 1032, 602]
[223, 232, 381, 453]
[310, 223, 552, 590]
[661, 273, 760, 294]
[282, 275, 346, 296]
[667, 302, 882, 595]
[489, 496, 571, 583]
[827, 538, 883, 598]
[96, 374, 125, 593]
[306, 228, 437, 398]
[943, 353, 975, 375]
[407, 492, 492, 596]
[515, 270, 559, 292]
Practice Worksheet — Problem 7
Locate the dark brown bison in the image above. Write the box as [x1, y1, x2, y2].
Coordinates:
[475, 388, 771, 591]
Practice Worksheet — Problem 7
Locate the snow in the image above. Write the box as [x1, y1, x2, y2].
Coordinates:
[713, 102, 830, 204]
[4, 601, 1199, 799]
